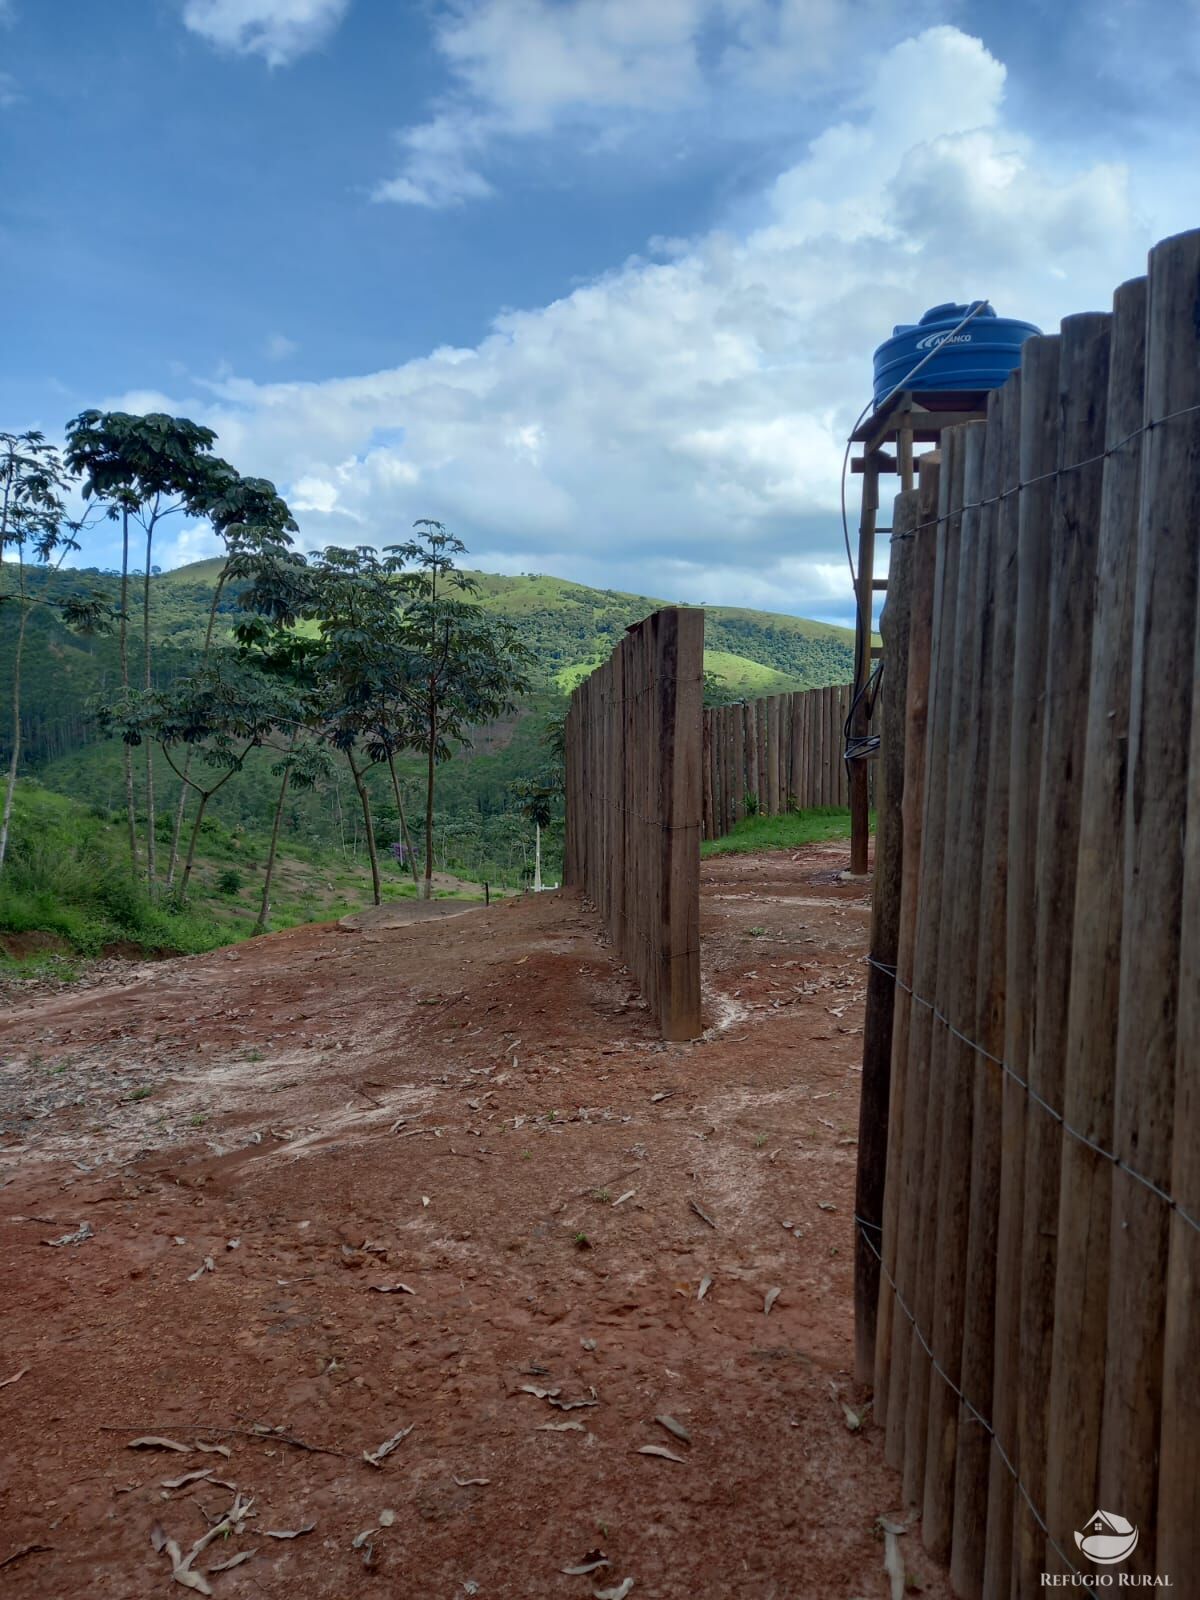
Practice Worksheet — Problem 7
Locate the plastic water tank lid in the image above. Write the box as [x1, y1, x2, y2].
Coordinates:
[917, 300, 995, 326]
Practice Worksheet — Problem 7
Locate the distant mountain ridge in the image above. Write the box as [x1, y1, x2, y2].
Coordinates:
[4, 559, 854, 773]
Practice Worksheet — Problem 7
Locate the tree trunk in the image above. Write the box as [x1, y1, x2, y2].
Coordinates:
[534, 820, 543, 892]
[178, 790, 210, 899]
[422, 691, 436, 900]
[167, 571, 228, 889]
[254, 747, 293, 935]
[348, 751, 382, 905]
[143, 518, 156, 897]
[0, 563, 28, 871]
[385, 748, 420, 885]
[119, 508, 138, 876]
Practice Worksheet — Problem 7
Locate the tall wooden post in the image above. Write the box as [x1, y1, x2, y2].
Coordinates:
[883, 456, 943, 1474]
[1044, 275, 1146, 1577]
[1014, 312, 1112, 1593]
[1101, 227, 1200, 1575]
[855, 486, 917, 1381]
[984, 331, 1061, 1598]
[875, 468, 936, 1450]
[850, 453, 880, 873]
[923, 418, 990, 1564]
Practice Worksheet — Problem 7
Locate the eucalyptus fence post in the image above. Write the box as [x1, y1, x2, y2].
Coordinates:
[884, 456, 943, 1474]
[1012, 311, 1112, 1594]
[1044, 276, 1146, 1570]
[950, 373, 1021, 1599]
[1101, 228, 1200, 1576]
[904, 425, 967, 1511]
[923, 418, 990, 1564]
[761, 694, 771, 806]
[702, 708, 714, 840]
[733, 703, 746, 825]
[983, 331, 1061, 1598]
[855, 486, 917, 1383]
[876, 472, 936, 1451]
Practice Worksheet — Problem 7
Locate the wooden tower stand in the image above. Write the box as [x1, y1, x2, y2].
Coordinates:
[847, 389, 991, 874]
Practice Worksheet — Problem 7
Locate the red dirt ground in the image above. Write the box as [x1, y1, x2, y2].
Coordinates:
[0, 842, 950, 1600]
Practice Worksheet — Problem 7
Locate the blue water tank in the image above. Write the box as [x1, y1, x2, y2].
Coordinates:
[872, 301, 1041, 409]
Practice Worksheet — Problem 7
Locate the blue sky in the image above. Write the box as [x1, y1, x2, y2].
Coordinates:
[2, 0, 1198, 622]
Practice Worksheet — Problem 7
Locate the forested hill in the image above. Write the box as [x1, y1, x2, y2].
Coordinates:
[5, 560, 854, 769]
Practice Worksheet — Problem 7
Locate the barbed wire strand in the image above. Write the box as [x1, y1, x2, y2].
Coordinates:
[865, 956, 1200, 1236]
[854, 1218, 1102, 1599]
[888, 399, 1200, 545]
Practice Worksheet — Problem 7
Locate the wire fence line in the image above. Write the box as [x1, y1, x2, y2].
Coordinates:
[864, 955, 1200, 1236]
[887, 398, 1200, 545]
[854, 1218, 1102, 1599]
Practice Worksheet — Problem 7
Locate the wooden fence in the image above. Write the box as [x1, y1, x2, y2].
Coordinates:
[563, 607, 704, 1041]
[701, 684, 851, 840]
[857, 227, 1200, 1595]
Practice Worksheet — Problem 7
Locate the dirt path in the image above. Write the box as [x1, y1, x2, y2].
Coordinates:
[0, 842, 949, 1600]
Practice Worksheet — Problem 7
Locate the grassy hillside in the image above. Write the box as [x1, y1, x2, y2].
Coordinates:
[461, 569, 854, 689]
[1, 559, 852, 953]
[555, 647, 803, 698]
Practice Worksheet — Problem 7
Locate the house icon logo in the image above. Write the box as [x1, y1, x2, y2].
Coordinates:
[1075, 1510, 1139, 1565]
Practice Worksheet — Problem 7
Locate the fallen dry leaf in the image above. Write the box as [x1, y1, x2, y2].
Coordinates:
[42, 1222, 92, 1248]
[0, 1367, 29, 1389]
[884, 1528, 905, 1600]
[128, 1437, 191, 1453]
[635, 1444, 685, 1464]
[379, 1509, 396, 1527]
[535, 1421, 586, 1433]
[454, 1477, 490, 1487]
[370, 1283, 416, 1295]
[264, 1524, 315, 1540]
[688, 1200, 717, 1230]
[161, 1469, 214, 1491]
[520, 1384, 562, 1401]
[594, 1579, 634, 1600]
[186, 1258, 214, 1283]
[171, 1565, 212, 1595]
[612, 1189, 636, 1207]
[562, 1552, 609, 1575]
[193, 1442, 231, 1458]
[654, 1415, 691, 1446]
[697, 1275, 713, 1301]
[207, 1550, 256, 1573]
[842, 1401, 872, 1433]
[363, 1425, 414, 1467]
[764, 1286, 782, 1316]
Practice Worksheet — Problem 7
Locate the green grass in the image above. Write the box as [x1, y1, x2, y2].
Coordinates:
[0, 780, 494, 975]
[701, 806, 857, 856]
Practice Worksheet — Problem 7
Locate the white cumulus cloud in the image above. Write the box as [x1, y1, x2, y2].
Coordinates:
[118, 26, 1184, 621]
[181, 0, 350, 67]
